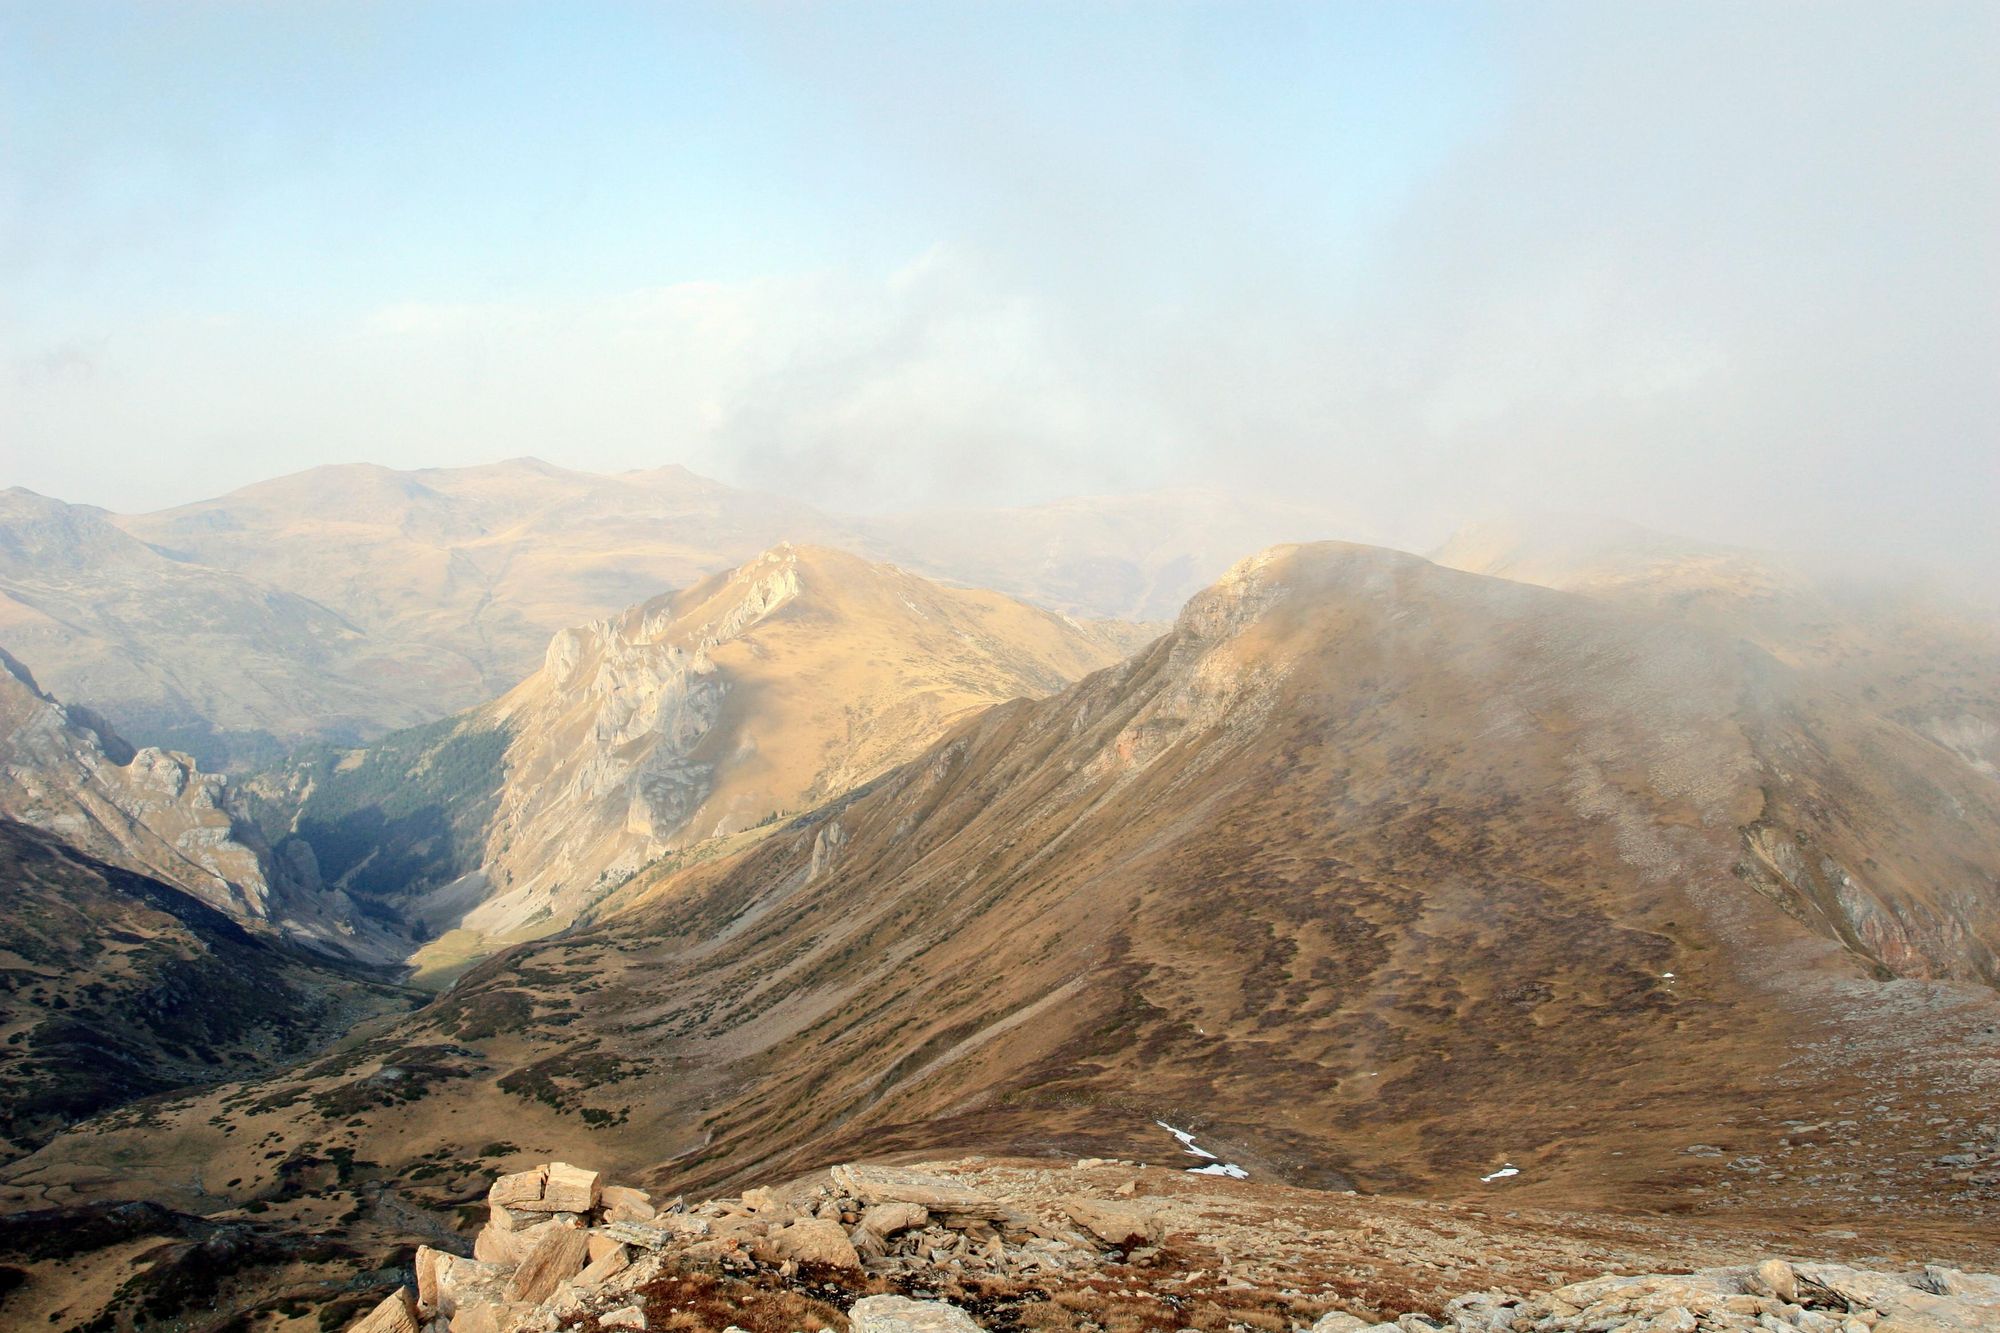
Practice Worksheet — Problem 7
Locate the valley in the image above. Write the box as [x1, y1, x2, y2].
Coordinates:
[1, 523, 1995, 1331]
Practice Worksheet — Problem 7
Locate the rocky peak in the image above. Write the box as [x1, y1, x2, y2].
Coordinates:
[401, 545, 1131, 976]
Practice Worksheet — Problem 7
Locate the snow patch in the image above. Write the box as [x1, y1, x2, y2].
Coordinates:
[1480, 1165, 1520, 1183]
[1155, 1120, 1248, 1178]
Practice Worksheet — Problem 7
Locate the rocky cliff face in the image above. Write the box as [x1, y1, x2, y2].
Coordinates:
[0, 645, 277, 919]
[0, 647, 399, 959]
[415, 545, 1138, 975]
[247, 544, 1142, 980]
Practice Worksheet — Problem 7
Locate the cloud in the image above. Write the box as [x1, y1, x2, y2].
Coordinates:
[2, 2, 1992, 579]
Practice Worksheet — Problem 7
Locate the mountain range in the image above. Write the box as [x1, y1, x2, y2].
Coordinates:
[3, 460, 1340, 771]
[0, 471, 1995, 1330]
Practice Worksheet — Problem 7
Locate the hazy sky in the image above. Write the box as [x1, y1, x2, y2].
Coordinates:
[2, 2, 1994, 570]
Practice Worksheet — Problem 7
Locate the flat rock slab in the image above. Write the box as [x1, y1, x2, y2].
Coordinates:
[604, 1216, 709, 1249]
[1062, 1197, 1165, 1246]
[861, 1202, 930, 1237]
[849, 1295, 985, 1333]
[832, 1163, 996, 1210]
[489, 1168, 547, 1209]
[504, 1226, 590, 1305]
[601, 1184, 655, 1223]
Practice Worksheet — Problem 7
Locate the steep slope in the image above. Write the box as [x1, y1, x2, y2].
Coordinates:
[0, 646, 278, 919]
[19, 544, 1996, 1243]
[1433, 517, 2000, 956]
[0, 488, 446, 768]
[0, 819, 416, 1163]
[253, 545, 1140, 979]
[0, 648, 400, 960]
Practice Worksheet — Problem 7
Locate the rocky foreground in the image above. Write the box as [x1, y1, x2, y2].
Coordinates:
[341, 1160, 1999, 1333]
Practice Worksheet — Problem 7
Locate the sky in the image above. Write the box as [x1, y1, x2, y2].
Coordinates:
[1, 1, 1995, 572]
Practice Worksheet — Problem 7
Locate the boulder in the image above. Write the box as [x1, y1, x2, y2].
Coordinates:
[600, 1308, 647, 1330]
[415, 1246, 446, 1313]
[1751, 1259, 1798, 1303]
[475, 1217, 570, 1267]
[575, 1242, 630, 1287]
[489, 1168, 547, 1209]
[860, 1202, 929, 1237]
[1062, 1197, 1165, 1247]
[514, 1161, 600, 1214]
[349, 1287, 422, 1333]
[848, 1295, 984, 1333]
[601, 1185, 656, 1223]
[1308, 1315, 1380, 1333]
[427, 1254, 511, 1321]
[764, 1218, 862, 1270]
[503, 1227, 591, 1305]
[831, 1164, 996, 1211]
[741, 1186, 781, 1213]
[447, 1302, 531, 1333]
[487, 1203, 538, 1233]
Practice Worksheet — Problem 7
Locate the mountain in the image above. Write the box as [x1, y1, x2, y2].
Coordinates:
[1434, 514, 2000, 803]
[863, 485, 1357, 621]
[0, 487, 449, 769]
[0, 819, 416, 1164]
[0, 645, 279, 916]
[250, 544, 1142, 981]
[0, 646, 405, 961]
[116, 459, 859, 715]
[12, 461, 1340, 766]
[15, 542, 1996, 1251]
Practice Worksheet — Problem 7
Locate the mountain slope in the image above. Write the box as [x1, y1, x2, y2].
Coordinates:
[117, 459, 860, 709]
[0, 819, 415, 1163]
[253, 545, 1141, 979]
[0, 488, 449, 768]
[19, 543, 1995, 1239]
[0, 645, 280, 919]
[0, 648, 405, 960]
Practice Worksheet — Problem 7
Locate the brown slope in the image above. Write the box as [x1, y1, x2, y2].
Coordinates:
[14, 542, 1995, 1249]
[0, 488, 444, 769]
[116, 460, 861, 717]
[247, 544, 1140, 981]
[0, 819, 416, 1164]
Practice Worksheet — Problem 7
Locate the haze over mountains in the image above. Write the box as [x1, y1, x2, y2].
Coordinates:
[1, 459, 1343, 773]
[0, 465, 1996, 1330]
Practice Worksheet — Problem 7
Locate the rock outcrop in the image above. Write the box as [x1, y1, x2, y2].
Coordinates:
[0, 646, 394, 956]
[352, 1160, 2000, 1333]
[281, 543, 1141, 978]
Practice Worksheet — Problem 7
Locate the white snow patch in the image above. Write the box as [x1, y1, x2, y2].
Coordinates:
[1155, 1120, 1248, 1178]
[1480, 1165, 1520, 1183]
[1155, 1120, 1217, 1158]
